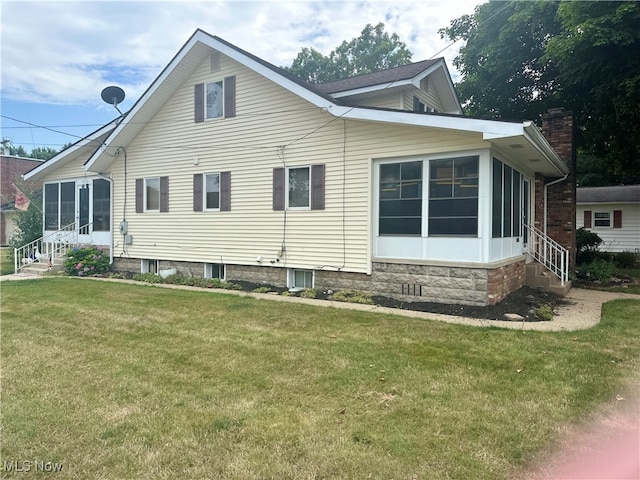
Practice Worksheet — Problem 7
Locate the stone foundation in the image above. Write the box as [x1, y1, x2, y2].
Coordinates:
[112, 257, 526, 306]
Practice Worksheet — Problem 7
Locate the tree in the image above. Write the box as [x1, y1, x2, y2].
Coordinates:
[545, 1, 640, 184]
[8, 188, 43, 264]
[439, 1, 562, 122]
[285, 23, 413, 83]
[29, 147, 59, 160]
[1, 139, 60, 160]
[440, 1, 640, 185]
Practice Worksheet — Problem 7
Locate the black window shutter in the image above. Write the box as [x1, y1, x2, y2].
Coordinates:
[613, 210, 622, 228]
[584, 210, 592, 228]
[135, 178, 143, 213]
[194, 83, 204, 123]
[311, 164, 325, 210]
[193, 174, 203, 212]
[224, 76, 236, 118]
[160, 176, 169, 212]
[413, 96, 420, 112]
[220, 171, 231, 211]
[273, 167, 285, 211]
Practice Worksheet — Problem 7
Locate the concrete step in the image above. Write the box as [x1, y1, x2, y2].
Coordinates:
[525, 262, 571, 297]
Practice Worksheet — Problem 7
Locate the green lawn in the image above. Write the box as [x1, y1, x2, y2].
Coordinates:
[0, 248, 14, 276]
[1, 278, 639, 479]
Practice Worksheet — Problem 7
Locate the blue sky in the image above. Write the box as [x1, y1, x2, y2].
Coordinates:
[1, 0, 480, 154]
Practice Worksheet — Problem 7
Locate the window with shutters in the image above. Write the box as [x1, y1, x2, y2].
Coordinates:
[193, 172, 230, 212]
[194, 76, 236, 123]
[145, 178, 160, 212]
[594, 211, 611, 227]
[273, 165, 325, 211]
[206, 81, 224, 119]
[136, 177, 168, 213]
[205, 173, 220, 210]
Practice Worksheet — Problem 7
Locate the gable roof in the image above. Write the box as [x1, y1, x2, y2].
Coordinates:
[314, 59, 440, 93]
[313, 58, 462, 114]
[577, 185, 640, 204]
[24, 120, 119, 182]
[82, 29, 568, 177]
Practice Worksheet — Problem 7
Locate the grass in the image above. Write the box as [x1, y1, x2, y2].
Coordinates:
[0, 248, 14, 276]
[1, 278, 639, 479]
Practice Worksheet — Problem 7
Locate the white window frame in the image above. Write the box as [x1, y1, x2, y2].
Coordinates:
[287, 268, 314, 291]
[141, 259, 159, 274]
[204, 263, 225, 281]
[144, 177, 160, 212]
[205, 80, 224, 120]
[204, 173, 221, 211]
[286, 166, 311, 210]
[594, 211, 611, 228]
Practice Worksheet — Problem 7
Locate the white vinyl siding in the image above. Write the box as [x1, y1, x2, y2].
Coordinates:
[577, 203, 640, 253]
[105, 54, 491, 273]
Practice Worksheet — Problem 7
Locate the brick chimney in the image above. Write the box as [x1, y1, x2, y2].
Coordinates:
[539, 108, 576, 268]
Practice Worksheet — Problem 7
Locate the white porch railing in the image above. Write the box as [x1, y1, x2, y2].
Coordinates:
[523, 223, 569, 285]
[14, 222, 92, 274]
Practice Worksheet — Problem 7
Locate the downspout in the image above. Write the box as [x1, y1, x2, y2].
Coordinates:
[543, 174, 568, 235]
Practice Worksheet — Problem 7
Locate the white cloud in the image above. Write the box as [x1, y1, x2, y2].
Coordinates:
[1, 0, 479, 107]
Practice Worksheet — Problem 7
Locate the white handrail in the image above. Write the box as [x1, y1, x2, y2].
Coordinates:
[523, 223, 569, 285]
[13, 222, 92, 273]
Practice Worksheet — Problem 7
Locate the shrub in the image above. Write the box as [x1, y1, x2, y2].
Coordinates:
[576, 228, 604, 265]
[614, 251, 638, 269]
[300, 288, 318, 299]
[252, 286, 271, 294]
[64, 246, 111, 277]
[575, 258, 617, 282]
[132, 273, 163, 283]
[533, 304, 554, 321]
[330, 289, 374, 305]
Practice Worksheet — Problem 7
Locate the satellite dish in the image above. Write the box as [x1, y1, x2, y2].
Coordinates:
[101, 86, 125, 115]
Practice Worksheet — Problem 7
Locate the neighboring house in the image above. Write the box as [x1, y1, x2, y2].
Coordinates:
[576, 185, 640, 253]
[24, 29, 576, 305]
[0, 155, 43, 245]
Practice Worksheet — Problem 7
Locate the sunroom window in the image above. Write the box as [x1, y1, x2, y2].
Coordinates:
[428, 156, 478, 236]
[379, 161, 422, 235]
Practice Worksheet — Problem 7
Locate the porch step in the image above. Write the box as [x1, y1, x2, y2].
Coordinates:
[19, 257, 66, 275]
[525, 263, 571, 297]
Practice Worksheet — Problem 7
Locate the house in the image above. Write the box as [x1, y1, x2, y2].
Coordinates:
[0, 155, 43, 246]
[576, 185, 640, 253]
[23, 29, 576, 305]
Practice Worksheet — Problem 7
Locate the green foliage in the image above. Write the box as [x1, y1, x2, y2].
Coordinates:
[252, 286, 271, 294]
[64, 246, 111, 277]
[1, 139, 60, 160]
[132, 272, 163, 283]
[7, 190, 43, 259]
[285, 23, 412, 83]
[440, 1, 640, 185]
[132, 272, 242, 290]
[330, 289, 374, 305]
[533, 304, 554, 321]
[614, 251, 638, 269]
[300, 288, 318, 299]
[575, 258, 617, 282]
[576, 227, 604, 265]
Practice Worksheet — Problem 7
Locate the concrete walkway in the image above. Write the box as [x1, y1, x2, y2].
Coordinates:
[2, 273, 638, 331]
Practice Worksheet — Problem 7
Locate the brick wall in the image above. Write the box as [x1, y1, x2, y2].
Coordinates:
[486, 260, 526, 305]
[541, 109, 577, 267]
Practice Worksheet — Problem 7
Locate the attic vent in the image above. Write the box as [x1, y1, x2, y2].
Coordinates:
[210, 51, 221, 72]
